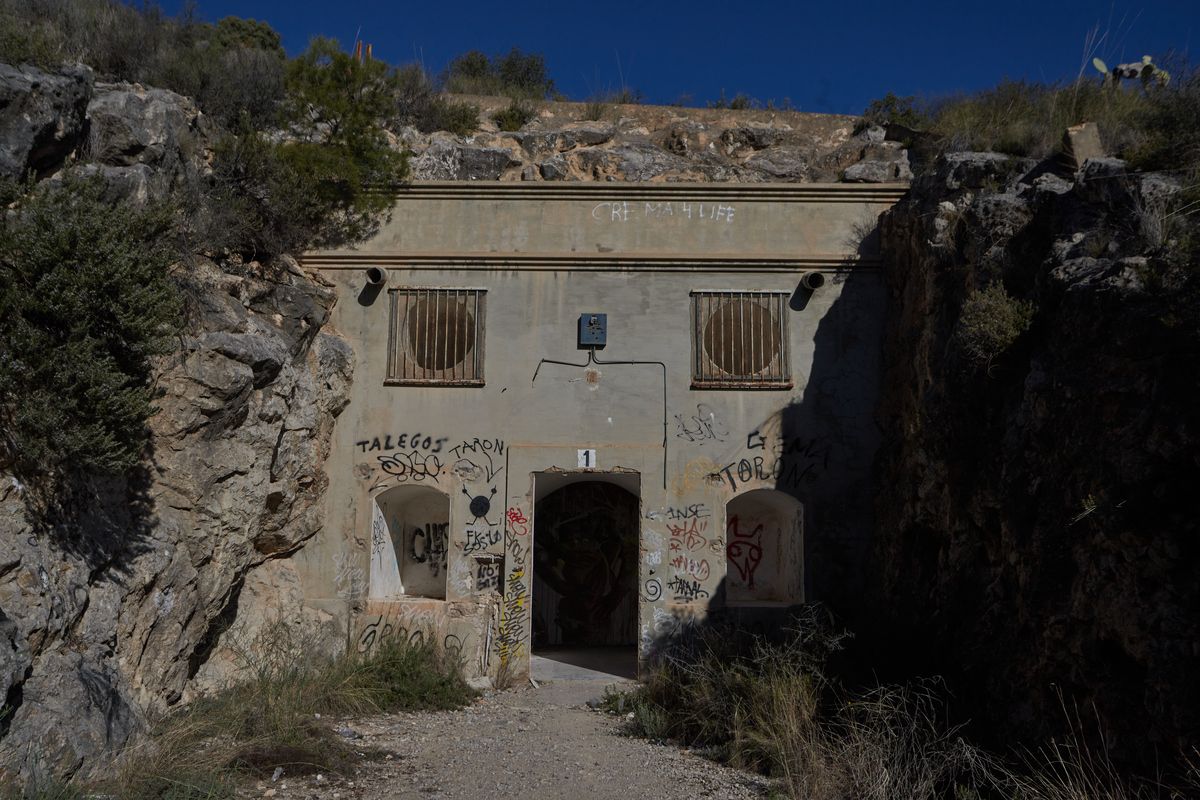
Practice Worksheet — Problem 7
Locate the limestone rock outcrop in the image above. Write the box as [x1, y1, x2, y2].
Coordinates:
[871, 151, 1199, 765]
[0, 63, 92, 179]
[0, 257, 352, 777]
[403, 98, 910, 183]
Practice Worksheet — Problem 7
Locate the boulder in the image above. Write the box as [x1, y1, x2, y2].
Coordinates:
[743, 146, 812, 179]
[411, 137, 520, 180]
[87, 83, 208, 170]
[0, 62, 92, 179]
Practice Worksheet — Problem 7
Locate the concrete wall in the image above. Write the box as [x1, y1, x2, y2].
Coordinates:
[299, 181, 904, 680]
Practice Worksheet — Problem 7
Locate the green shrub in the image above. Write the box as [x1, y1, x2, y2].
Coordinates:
[492, 100, 536, 131]
[422, 96, 480, 135]
[199, 37, 408, 257]
[212, 15, 283, 56]
[393, 64, 478, 135]
[444, 47, 554, 99]
[583, 98, 610, 121]
[955, 283, 1034, 369]
[708, 90, 758, 110]
[0, 177, 180, 482]
[927, 80, 1149, 157]
[583, 88, 642, 120]
[858, 92, 931, 132]
[159, 41, 286, 129]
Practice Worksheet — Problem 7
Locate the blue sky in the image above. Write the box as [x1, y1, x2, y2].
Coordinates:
[163, 1, 1196, 114]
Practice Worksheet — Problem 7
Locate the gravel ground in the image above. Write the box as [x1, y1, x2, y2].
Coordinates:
[242, 679, 769, 800]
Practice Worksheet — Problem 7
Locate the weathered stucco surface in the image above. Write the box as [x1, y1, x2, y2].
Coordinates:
[302, 181, 903, 679]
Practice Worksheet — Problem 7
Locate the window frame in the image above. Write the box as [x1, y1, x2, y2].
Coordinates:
[385, 287, 487, 387]
[691, 290, 792, 390]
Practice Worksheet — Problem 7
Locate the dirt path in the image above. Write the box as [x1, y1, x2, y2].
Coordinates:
[247, 679, 769, 800]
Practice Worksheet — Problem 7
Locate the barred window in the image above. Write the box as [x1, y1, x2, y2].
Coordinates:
[692, 291, 790, 388]
[387, 288, 485, 385]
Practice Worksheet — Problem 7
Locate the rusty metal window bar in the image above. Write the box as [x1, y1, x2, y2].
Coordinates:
[691, 291, 791, 389]
[386, 288, 486, 386]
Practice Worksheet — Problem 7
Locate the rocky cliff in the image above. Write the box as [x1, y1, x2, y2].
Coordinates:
[0, 64, 352, 778]
[871, 151, 1199, 765]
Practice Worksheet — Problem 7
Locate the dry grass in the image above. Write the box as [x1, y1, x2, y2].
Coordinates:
[1009, 704, 1200, 800]
[610, 614, 994, 799]
[607, 611, 1200, 800]
[863, 70, 1200, 177]
[1, 619, 475, 800]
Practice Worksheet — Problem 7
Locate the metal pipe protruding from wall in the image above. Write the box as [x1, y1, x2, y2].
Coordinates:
[801, 271, 826, 291]
[365, 266, 388, 286]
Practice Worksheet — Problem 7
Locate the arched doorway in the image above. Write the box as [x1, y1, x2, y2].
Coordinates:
[532, 480, 639, 676]
[724, 488, 805, 605]
[369, 485, 450, 600]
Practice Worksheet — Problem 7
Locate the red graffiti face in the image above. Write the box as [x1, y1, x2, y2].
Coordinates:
[725, 514, 764, 588]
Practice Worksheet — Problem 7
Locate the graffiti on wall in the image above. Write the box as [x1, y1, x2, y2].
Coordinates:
[640, 606, 699, 659]
[498, 535, 529, 665]
[505, 507, 529, 536]
[451, 438, 505, 530]
[494, 501, 532, 666]
[476, 559, 503, 592]
[409, 522, 448, 577]
[449, 438, 505, 482]
[333, 551, 365, 602]
[673, 403, 728, 445]
[725, 513, 764, 589]
[667, 517, 714, 556]
[356, 603, 438, 653]
[666, 575, 709, 602]
[464, 525, 502, 554]
[664, 513, 716, 602]
[711, 447, 829, 492]
[591, 200, 736, 224]
[357, 432, 450, 490]
[356, 433, 449, 454]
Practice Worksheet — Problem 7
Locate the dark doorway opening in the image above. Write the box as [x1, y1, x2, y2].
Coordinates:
[532, 479, 639, 679]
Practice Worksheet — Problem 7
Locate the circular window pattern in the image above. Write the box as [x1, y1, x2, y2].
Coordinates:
[703, 299, 780, 376]
[407, 297, 476, 371]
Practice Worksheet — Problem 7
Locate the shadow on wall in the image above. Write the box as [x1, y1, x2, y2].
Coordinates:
[645, 252, 885, 660]
[2, 457, 159, 577]
[785, 264, 883, 619]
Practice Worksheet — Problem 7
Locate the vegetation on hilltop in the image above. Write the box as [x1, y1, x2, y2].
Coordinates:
[859, 70, 1200, 177]
[443, 47, 555, 99]
[0, 3, 417, 489]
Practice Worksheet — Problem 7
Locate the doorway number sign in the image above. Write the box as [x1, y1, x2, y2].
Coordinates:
[577, 449, 597, 468]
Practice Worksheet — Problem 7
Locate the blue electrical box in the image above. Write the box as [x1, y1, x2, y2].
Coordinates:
[578, 313, 607, 348]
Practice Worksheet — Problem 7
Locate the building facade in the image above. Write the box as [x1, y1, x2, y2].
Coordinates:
[298, 180, 905, 680]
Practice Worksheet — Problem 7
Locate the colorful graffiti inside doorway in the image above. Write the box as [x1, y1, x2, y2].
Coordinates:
[532, 481, 639, 647]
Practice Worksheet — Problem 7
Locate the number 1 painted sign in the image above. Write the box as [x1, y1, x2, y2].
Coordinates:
[577, 449, 597, 469]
